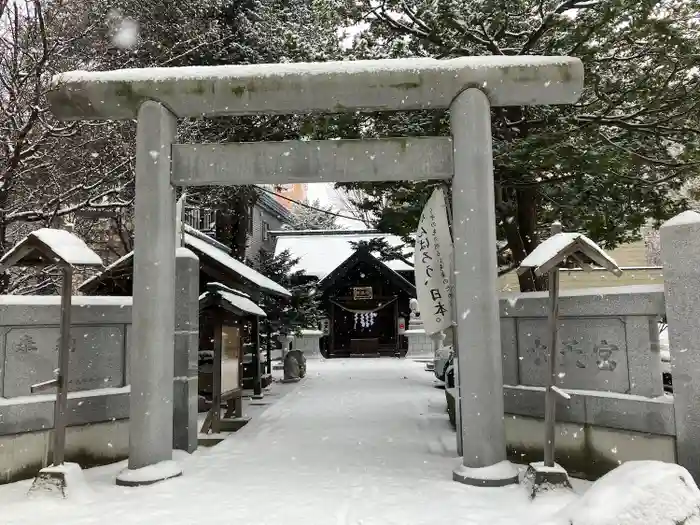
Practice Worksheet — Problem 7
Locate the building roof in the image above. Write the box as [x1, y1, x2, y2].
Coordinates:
[317, 247, 416, 297]
[185, 234, 290, 297]
[519, 232, 622, 277]
[79, 230, 290, 297]
[272, 229, 412, 279]
[200, 283, 266, 317]
[0, 228, 102, 269]
[256, 188, 293, 224]
[78, 251, 134, 292]
[183, 223, 229, 252]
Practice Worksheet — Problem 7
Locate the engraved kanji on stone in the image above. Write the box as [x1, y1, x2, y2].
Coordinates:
[528, 337, 548, 366]
[14, 334, 37, 353]
[561, 337, 587, 369]
[595, 340, 619, 371]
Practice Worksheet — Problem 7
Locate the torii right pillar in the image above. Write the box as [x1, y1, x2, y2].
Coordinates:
[449, 69, 583, 486]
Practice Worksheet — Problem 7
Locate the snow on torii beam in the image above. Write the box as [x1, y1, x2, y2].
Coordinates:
[47, 56, 583, 120]
[46, 56, 584, 488]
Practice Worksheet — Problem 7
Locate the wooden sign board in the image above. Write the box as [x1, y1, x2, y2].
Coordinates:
[353, 286, 373, 300]
[221, 325, 241, 394]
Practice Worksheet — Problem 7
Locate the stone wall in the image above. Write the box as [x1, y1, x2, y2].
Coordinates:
[497, 284, 673, 478]
[0, 295, 132, 483]
[500, 284, 665, 397]
[291, 330, 323, 359]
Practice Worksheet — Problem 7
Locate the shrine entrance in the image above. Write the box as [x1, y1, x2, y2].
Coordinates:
[317, 244, 415, 357]
[48, 56, 583, 487]
[331, 304, 397, 356]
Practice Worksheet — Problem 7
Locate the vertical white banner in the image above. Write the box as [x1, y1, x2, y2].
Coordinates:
[414, 187, 454, 335]
[175, 192, 187, 247]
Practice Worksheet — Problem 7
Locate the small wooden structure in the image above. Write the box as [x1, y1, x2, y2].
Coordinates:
[79, 226, 289, 397]
[318, 246, 415, 357]
[0, 229, 102, 468]
[198, 282, 266, 434]
[519, 222, 622, 487]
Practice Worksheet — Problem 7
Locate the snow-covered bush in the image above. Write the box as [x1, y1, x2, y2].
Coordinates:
[545, 461, 700, 525]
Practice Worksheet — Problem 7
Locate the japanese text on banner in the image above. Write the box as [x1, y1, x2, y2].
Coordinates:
[414, 188, 454, 335]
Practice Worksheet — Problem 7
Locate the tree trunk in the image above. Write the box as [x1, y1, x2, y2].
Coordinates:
[0, 192, 9, 293]
[215, 210, 236, 256]
[231, 193, 251, 261]
[500, 187, 548, 293]
[503, 216, 536, 292]
[516, 188, 548, 291]
[214, 187, 259, 261]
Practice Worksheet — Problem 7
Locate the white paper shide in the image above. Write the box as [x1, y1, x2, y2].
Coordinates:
[414, 187, 454, 335]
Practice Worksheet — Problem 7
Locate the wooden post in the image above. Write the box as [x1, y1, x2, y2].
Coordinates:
[252, 316, 262, 397]
[212, 308, 223, 434]
[443, 182, 463, 457]
[544, 222, 563, 467]
[329, 302, 335, 357]
[266, 321, 272, 375]
[393, 296, 400, 356]
[52, 265, 73, 466]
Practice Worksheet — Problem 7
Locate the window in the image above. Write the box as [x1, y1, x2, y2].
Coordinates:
[262, 221, 270, 241]
[247, 205, 254, 232]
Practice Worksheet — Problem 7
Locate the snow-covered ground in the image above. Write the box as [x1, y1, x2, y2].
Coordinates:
[0, 359, 584, 525]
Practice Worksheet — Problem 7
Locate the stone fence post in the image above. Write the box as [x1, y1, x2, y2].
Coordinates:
[173, 248, 199, 453]
[660, 210, 700, 481]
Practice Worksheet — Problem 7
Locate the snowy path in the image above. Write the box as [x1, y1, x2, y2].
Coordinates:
[0, 359, 579, 524]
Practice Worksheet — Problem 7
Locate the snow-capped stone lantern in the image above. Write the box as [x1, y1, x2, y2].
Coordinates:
[404, 298, 435, 360]
[518, 222, 622, 497]
[0, 228, 102, 496]
[408, 298, 423, 330]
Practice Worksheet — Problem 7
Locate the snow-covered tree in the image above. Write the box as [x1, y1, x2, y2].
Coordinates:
[102, 0, 347, 260]
[331, 0, 700, 291]
[247, 248, 323, 336]
[288, 199, 342, 231]
[0, 1, 140, 292]
[0, 0, 347, 294]
[334, 187, 378, 229]
[645, 173, 700, 265]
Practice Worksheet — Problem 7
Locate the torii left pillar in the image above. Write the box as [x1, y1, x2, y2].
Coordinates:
[116, 101, 182, 485]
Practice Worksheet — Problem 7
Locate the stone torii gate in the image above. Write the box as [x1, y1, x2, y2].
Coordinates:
[48, 57, 583, 486]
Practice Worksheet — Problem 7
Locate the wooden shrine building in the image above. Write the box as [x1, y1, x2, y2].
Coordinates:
[317, 245, 416, 357]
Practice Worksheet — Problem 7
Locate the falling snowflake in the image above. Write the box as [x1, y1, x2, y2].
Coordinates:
[109, 11, 139, 50]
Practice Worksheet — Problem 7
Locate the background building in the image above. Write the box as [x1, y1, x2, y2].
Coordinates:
[184, 188, 294, 261]
[258, 183, 308, 212]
